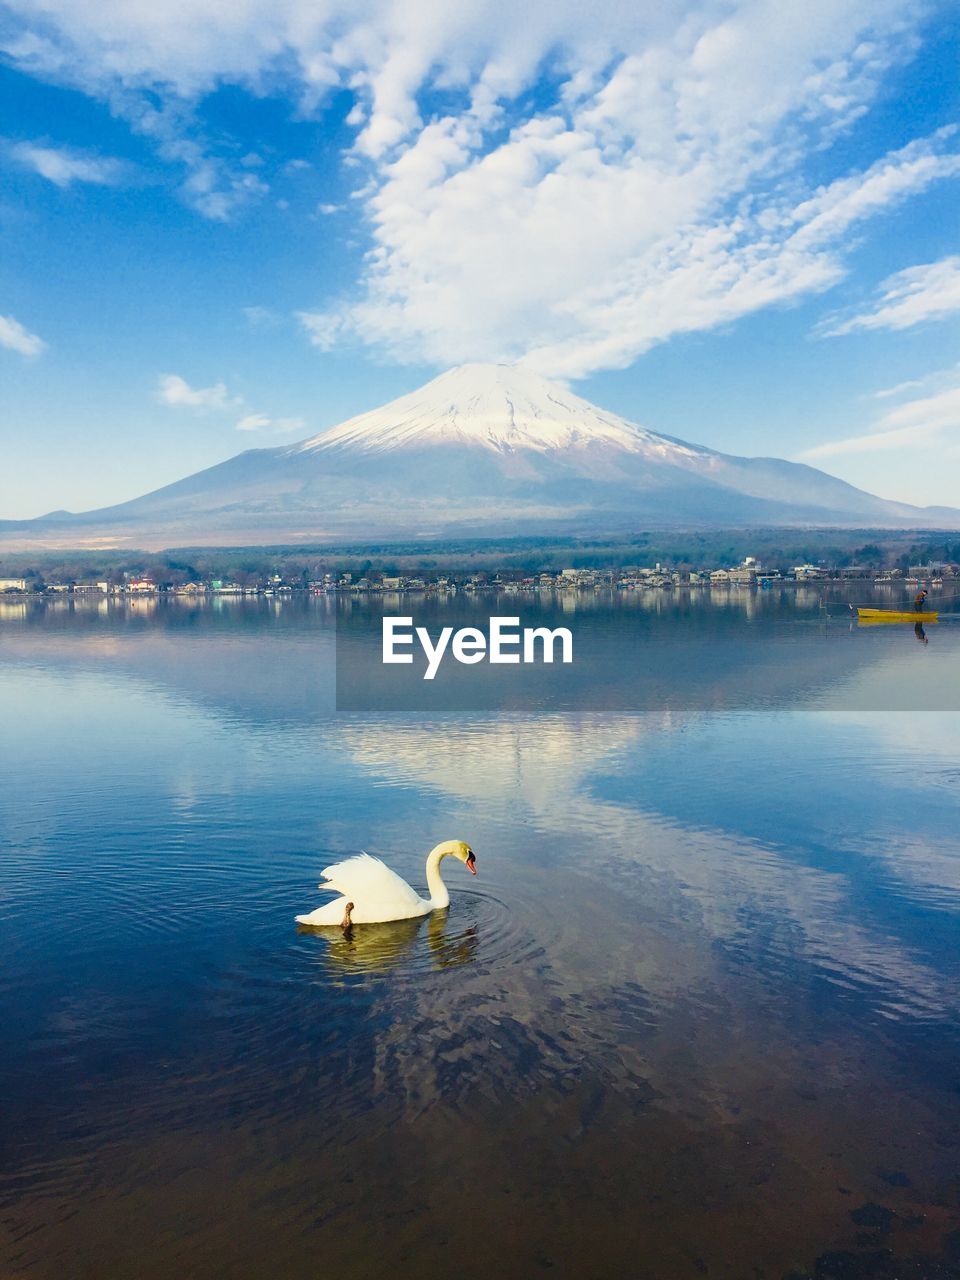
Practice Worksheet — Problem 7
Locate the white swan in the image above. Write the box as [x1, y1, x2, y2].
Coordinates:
[295, 839, 477, 927]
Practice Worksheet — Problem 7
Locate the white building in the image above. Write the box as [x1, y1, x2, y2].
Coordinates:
[793, 564, 823, 580]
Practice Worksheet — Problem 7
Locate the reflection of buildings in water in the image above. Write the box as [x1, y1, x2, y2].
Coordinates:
[67, 595, 112, 615]
[127, 596, 158, 616]
[794, 588, 822, 610]
[0, 601, 27, 621]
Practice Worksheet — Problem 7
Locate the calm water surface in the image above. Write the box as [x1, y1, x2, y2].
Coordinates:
[1, 590, 959, 1279]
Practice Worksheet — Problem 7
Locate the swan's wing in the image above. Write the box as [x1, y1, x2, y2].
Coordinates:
[319, 853, 423, 910]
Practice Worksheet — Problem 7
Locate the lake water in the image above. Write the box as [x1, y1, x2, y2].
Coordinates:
[2, 588, 959, 1279]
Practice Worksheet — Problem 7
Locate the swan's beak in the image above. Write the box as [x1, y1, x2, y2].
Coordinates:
[466, 853, 477, 876]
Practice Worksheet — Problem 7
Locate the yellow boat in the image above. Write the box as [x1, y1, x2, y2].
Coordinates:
[856, 607, 939, 623]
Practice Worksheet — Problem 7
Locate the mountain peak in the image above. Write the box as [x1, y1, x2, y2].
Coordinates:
[289, 361, 689, 458]
[8, 360, 958, 550]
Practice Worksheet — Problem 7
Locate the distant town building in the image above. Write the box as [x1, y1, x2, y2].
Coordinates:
[909, 563, 949, 577]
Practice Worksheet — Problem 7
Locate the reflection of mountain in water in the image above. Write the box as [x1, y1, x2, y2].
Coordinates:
[5, 589, 951, 721]
[5, 595, 958, 1028]
[4, 600, 960, 1278]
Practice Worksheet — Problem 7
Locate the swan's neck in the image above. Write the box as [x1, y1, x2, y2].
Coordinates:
[425, 846, 450, 909]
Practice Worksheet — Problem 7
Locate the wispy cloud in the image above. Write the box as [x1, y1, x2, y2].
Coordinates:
[235, 413, 305, 433]
[157, 373, 238, 409]
[6, 80, 268, 221]
[799, 384, 960, 460]
[242, 306, 279, 328]
[9, 140, 130, 187]
[155, 373, 302, 432]
[316, 127, 960, 378]
[0, 313, 46, 356]
[297, 310, 342, 350]
[822, 255, 960, 336]
[4, 0, 958, 371]
[873, 377, 925, 400]
[872, 362, 960, 401]
[297, 5, 957, 377]
[178, 156, 268, 221]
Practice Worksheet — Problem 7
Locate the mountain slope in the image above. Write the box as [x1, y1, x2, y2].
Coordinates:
[293, 363, 695, 458]
[4, 363, 958, 549]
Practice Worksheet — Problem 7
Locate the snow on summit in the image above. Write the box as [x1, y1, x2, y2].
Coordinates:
[290, 363, 700, 459]
[9, 357, 959, 549]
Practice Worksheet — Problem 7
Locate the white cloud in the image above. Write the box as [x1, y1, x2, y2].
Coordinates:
[297, 310, 342, 350]
[872, 362, 960, 401]
[236, 412, 305, 433]
[6, 63, 270, 219]
[3, 0, 958, 368]
[822, 255, 960, 336]
[323, 126, 959, 378]
[157, 375, 302, 432]
[177, 153, 268, 221]
[10, 141, 129, 187]
[294, 5, 956, 377]
[242, 306, 279, 327]
[157, 373, 237, 409]
[799, 384, 960, 460]
[0, 313, 46, 356]
[873, 377, 924, 400]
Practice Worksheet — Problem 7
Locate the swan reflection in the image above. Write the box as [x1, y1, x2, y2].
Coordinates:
[298, 908, 478, 974]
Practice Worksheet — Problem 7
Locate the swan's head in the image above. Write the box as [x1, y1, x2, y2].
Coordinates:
[439, 839, 478, 875]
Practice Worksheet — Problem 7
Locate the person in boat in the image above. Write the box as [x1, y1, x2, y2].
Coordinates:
[914, 588, 928, 612]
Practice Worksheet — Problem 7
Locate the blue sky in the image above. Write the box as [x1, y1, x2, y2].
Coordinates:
[1, 0, 958, 518]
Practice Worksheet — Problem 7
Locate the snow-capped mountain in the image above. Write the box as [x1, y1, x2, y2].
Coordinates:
[4, 363, 958, 549]
[293, 363, 694, 459]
